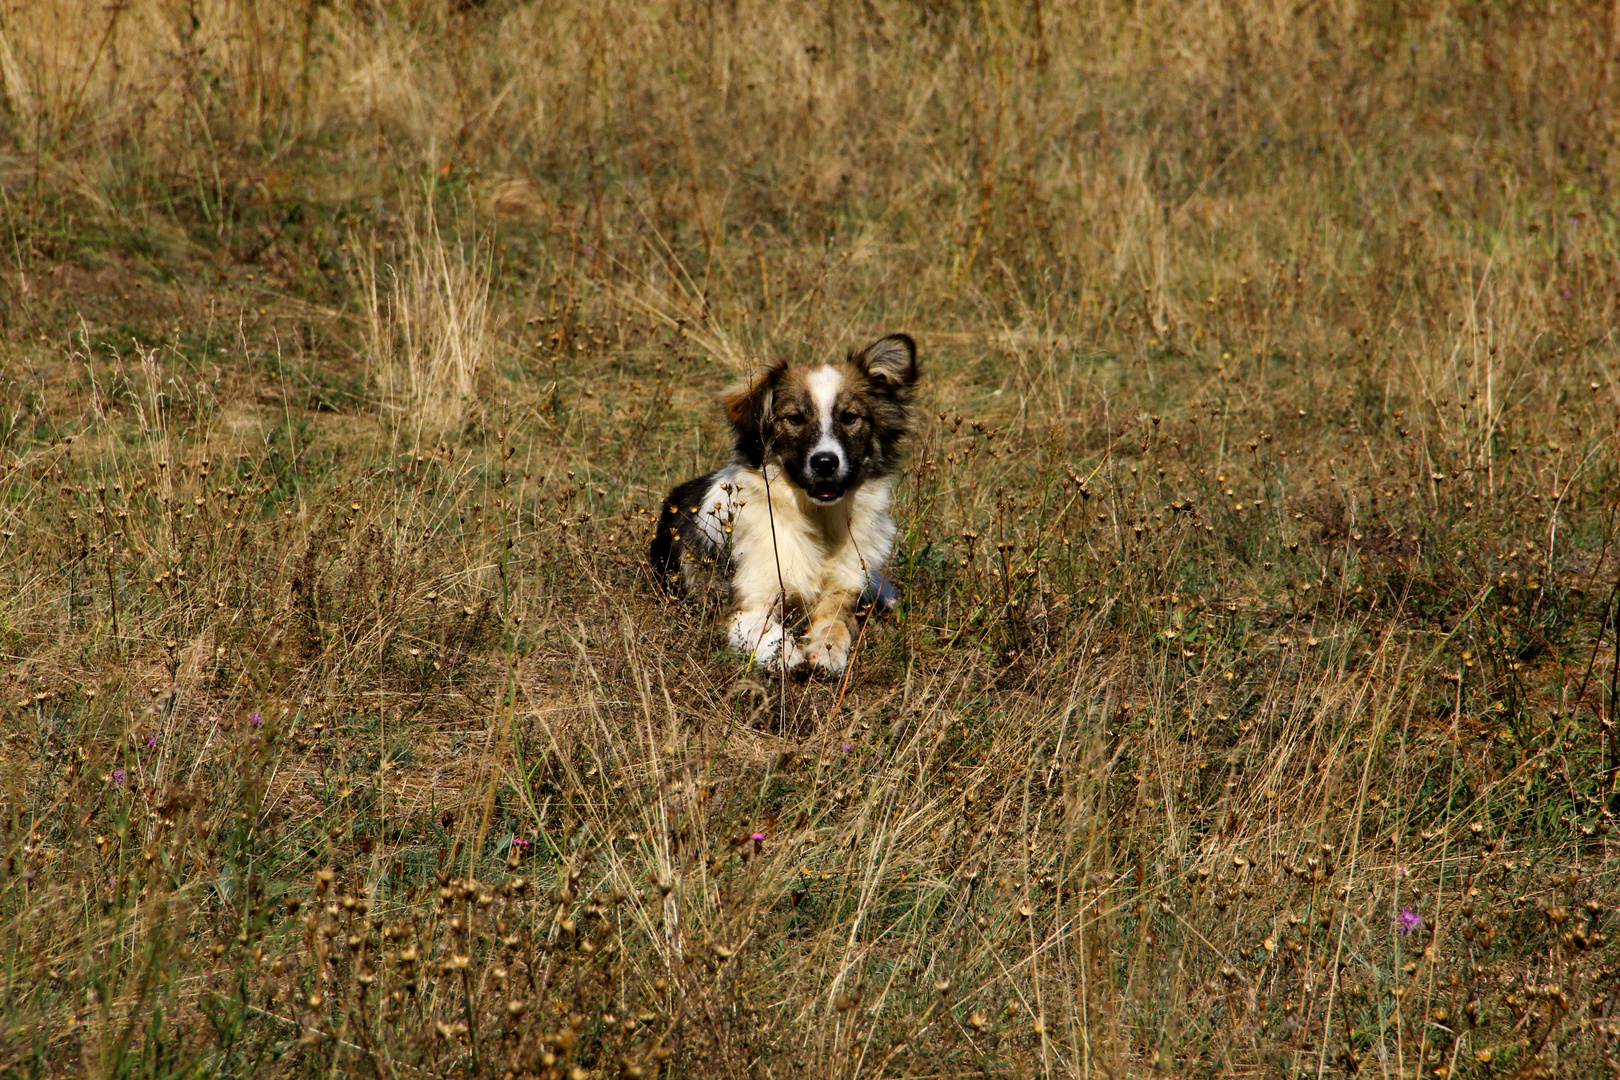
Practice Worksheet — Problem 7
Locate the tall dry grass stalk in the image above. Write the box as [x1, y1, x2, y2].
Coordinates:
[361, 206, 492, 448]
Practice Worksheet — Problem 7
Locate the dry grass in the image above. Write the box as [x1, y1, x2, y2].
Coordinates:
[1, 1, 1619, 1077]
[361, 203, 494, 448]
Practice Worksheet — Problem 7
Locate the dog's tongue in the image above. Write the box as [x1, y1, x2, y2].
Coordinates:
[810, 482, 839, 502]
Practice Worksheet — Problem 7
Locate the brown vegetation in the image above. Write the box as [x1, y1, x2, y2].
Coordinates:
[1, 1, 1618, 1076]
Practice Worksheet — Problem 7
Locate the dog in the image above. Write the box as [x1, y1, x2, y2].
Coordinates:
[650, 333, 919, 676]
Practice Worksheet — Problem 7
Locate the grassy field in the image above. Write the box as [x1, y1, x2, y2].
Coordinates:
[2, 1, 1619, 1076]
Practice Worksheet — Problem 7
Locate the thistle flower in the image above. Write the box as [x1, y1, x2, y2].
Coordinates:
[1394, 908, 1423, 935]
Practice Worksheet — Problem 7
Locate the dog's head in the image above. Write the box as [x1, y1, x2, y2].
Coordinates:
[723, 334, 919, 505]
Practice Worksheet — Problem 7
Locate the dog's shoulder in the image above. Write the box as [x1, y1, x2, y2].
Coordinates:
[651, 465, 743, 592]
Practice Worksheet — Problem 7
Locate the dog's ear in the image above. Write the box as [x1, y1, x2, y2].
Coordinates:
[852, 334, 918, 394]
[721, 359, 786, 465]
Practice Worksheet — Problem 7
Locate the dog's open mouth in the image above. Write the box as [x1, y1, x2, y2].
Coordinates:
[806, 481, 844, 504]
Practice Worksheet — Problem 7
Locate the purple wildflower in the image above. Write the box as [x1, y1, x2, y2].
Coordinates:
[146, 735, 157, 748]
[112, 769, 126, 786]
[510, 836, 530, 847]
[249, 711, 263, 727]
[842, 743, 853, 751]
[1394, 908, 1424, 935]
[751, 832, 766, 842]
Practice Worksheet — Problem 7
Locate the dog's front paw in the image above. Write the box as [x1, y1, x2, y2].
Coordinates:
[762, 647, 811, 681]
[803, 638, 849, 677]
[745, 624, 805, 675]
[770, 638, 808, 674]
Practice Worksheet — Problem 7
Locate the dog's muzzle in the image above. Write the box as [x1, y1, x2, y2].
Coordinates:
[804, 451, 846, 503]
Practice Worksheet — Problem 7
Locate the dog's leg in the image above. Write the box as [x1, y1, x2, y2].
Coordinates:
[729, 603, 805, 670]
[803, 589, 857, 675]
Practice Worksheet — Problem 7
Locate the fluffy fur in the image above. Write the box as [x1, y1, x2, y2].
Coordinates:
[651, 334, 919, 675]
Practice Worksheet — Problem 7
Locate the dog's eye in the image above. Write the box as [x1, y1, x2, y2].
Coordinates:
[778, 412, 806, 426]
[840, 411, 864, 425]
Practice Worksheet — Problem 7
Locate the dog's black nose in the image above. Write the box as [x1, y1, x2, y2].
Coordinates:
[810, 451, 840, 478]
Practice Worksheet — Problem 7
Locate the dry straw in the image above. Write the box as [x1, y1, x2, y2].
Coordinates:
[360, 202, 492, 448]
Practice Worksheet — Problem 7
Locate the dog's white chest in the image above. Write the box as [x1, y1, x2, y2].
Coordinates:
[699, 464, 894, 606]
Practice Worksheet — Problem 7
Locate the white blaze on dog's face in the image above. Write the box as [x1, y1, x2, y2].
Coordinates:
[802, 365, 848, 502]
[722, 335, 919, 506]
